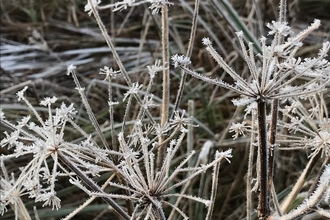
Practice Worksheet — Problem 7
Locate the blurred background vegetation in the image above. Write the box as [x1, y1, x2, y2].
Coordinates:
[1, 0, 329, 219]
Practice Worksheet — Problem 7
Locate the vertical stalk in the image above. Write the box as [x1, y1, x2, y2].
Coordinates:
[266, 0, 286, 212]
[106, 77, 118, 153]
[268, 0, 285, 203]
[87, 0, 155, 124]
[268, 98, 284, 217]
[205, 156, 221, 220]
[246, 113, 256, 220]
[257, 100, 270, 219]
[157, 4, 170, 169]
[268, 99, 278, 197]
[187, 100, 194, 218]
[187, 100, 194, 167]
[171, 0, 200, 117]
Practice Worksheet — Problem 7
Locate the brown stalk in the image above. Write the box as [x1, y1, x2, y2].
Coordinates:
[257, 100, 270, 219]
[157, 4, 170, 170]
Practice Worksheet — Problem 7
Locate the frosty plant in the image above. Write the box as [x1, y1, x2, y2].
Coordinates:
[0, 68, 233, 219]
[0, 0, 233, 219]
[172, 0, 330, 219]
[1, 0, 330, 219]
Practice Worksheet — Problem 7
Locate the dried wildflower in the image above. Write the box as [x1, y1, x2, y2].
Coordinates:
[147, 60, 163, 79]
[99, 66, 121, 80]
[309, 131, 330, 157]
[85, 0, 101, 16]
[229, 121, 250, 139]
[16, 86, 28, 101]
[169, 110, 197, 131]
[172, 3, 330, 219]
[40, 96, 57, 106]
[36, 191, 61, 210]
[267, 21, 292, 36]
[0, 87, 109, 213]
[173, 20, 330, 106]
[279, 94, 330, 158]
[110, 128, 232, 219]
[123, 82, 143, 101]
[171, 54, 191, 68]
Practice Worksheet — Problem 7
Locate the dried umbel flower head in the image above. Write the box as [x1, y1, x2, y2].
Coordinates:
[0, 87, 112, 213]
[172, 20, 330, 107]
[279, 93, 330, 158]
[172, 1, 330, 219]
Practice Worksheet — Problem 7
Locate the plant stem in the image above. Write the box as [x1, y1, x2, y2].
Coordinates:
[268, 99, 278, 195]
[171, 0, 200, 117]
[157, 4, 170, 170]
[57, 151, 130, 220]
[247, 113, 256, 220]
[205, 156, 221, 220]
[268, 0, 285, 201]
[257, 100, 270, 219]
